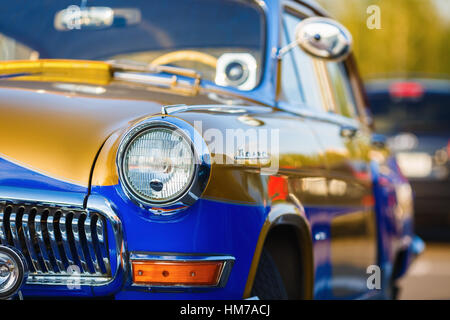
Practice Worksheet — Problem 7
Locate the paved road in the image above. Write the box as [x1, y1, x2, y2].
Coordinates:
[399, 243, 450, 300]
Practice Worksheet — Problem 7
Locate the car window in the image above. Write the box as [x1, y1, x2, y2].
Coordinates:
[280, 12, 322, 110]
[0, 0, 265, 90]
[326, 62, 358, 118]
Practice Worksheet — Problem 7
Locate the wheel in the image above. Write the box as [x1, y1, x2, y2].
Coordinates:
[250, 248, 288, 300]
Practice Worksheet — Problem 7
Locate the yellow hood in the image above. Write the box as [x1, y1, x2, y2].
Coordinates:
[0, 84, 162, 187]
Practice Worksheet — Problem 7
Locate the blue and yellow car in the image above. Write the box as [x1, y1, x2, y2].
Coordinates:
[0, 0, 422, 300]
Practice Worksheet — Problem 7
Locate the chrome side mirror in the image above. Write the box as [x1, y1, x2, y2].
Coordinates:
[279, 17, 352, 62]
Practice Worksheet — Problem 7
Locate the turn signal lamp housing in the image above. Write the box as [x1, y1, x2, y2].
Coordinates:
[130, 254, 234, 288]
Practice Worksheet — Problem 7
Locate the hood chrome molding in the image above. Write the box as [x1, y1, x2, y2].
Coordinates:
[161, 104, 249, 115]
[161, 104, 188, 115]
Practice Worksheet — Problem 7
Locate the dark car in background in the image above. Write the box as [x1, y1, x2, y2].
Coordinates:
[366, 78, 450, 241]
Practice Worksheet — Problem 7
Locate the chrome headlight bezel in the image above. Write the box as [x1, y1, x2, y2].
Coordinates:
[0, 245, 28, 299]
[116, 117, 211, 215]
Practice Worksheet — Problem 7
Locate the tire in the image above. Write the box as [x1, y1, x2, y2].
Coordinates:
[250, 248, 288, 300]
[385, 281, 400, 300]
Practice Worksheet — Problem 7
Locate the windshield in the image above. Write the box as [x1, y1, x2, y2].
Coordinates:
[0, 0, 265, 90]
[368, 85, 450, 134]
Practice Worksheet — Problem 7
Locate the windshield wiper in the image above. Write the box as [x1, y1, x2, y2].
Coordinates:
[108, 59, 201, 96]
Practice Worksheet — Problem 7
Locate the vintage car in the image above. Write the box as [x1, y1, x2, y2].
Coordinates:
[0, 0, 422, 300]
[366, 78, 450, 242]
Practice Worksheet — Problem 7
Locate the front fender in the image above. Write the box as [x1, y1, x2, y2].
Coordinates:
[243, 200, 314, 299]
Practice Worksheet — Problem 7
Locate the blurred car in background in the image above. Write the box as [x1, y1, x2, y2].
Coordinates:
[366, 78, 450, 241]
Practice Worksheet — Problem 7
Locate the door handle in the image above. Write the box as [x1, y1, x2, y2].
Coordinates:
[340, 125, 358, 138]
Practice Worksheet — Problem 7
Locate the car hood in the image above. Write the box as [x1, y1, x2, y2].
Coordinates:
[0, 79, 259, 188]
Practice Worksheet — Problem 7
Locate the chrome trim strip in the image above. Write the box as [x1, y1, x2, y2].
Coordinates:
[86, 194, 126, 287]
[21, 213, 41, 273]
[0, 187, 85, 208]
[161, 104, 251, 115]
[95, 217, 110, 274]
[0, 205, 6, 245]
[84, 215, 102, 274]
[34, 212, 54, 273]
[58, 214, 74, 269]
[161, 104, 187, 115]
[71, 212, 88, 273]
[129, 253, 235, 289]
[9, 213, 22, 252]
[26, 275, 111, 286]
[46, 212, 65, 273]
[91, 217, 103, 273]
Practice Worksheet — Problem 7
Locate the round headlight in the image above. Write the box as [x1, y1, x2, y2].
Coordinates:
[0, 246, 28, 299]
[122, 126, 195, 203]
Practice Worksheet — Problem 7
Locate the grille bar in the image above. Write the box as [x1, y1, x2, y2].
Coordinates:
[0, 201, 112, 284]
[21, 212, 42, 274]
[72, 212, 89, 273]
[0, 207, 5, 245]
[84, 215, 102, 274]
[59, 213, 75, 272]
[46, 211, 66, 273]
[35, 210, 54, 273]
[9, 212, 22, 251]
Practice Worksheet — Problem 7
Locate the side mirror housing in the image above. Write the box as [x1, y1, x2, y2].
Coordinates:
[296, 17, 352, 61]
[278, 17, 352, 62]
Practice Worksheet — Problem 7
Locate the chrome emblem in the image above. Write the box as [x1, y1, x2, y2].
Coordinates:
[234, 148, 270, 165]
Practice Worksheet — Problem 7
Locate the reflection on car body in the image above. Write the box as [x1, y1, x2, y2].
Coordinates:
[366, 78, 450, 242]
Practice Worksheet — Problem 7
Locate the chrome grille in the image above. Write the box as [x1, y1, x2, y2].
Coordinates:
[0, 202, 112, 285]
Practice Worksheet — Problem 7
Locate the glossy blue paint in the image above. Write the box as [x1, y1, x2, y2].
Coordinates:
[91, 185, 269, 299]
[0, 156, 87, 194]
[7, 159, 415, 299]
[307, 204, 381, 300]
[1, 148, 414, 299]
[371, 156, 418, 297]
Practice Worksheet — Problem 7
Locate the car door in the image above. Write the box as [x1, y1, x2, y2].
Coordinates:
[314, 58, 377, 299]
[278, 7, 377, 299]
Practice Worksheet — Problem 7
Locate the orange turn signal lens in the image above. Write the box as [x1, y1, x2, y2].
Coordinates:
[132, 260, 224, 286]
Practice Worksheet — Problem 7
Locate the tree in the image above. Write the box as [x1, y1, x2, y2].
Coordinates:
[317, 0, 450, 79]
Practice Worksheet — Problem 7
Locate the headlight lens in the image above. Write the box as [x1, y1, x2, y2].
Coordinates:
[123, 127, 195, 203]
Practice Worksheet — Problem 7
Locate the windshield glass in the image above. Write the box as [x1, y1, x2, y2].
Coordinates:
[0, 0, 265, 90]
[369, 89, 450, 134]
